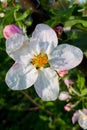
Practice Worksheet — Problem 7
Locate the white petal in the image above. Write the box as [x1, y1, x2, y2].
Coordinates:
[49, 44, 83, 70]
[32, 24, 58, 47]
[34, 68, 59, 101]
[58, 91, 71, 101]
[83, 109, 87, 115]
[6, 33, 29, 61]
[28, 38, 55, 56]
[5, 62, 38, 90]
[78, 116, 87, 129]
[72, 110, 79, 124]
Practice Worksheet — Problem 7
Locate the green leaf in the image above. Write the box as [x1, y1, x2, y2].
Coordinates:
[77, 74, 85, 90]
[72, 30, 87, 51]
[45, 102, 54, 107]
[2, 9, 15, 26]
[81, 88, 87, 96]
[65, 19, 87, 27]
[0, 25, 3, 38]
[39, 115, 48, 121]
[15, 8, 32, 21]
[71, 23, 87, 32]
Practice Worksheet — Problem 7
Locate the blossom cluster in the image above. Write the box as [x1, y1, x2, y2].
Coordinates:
[3, 22, 87, 129]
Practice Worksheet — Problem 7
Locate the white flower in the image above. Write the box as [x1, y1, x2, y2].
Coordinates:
[5, 24, 83, 101]
[72, 109, 87, 130]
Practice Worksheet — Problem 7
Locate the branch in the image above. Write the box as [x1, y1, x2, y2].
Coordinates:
[20, 90, 53, 115]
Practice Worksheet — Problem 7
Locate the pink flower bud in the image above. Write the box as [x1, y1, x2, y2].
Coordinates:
[54, 25, 63, 38]
[64, 78, 73, 87]
[58, 70, 68, 77]
[3, 24, 23, 39]
[58, 91, 71, 101]
[55, 26, 63, 32]
[64, 103, 74, 111]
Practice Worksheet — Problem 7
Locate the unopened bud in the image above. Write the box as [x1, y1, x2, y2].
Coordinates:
[59, 91, 71, 101]
[3, 24, 23, 39]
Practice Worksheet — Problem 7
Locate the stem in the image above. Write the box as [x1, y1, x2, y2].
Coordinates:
[11, 0, 16, 7]
[20, 90, 53, 115]
[70, 87, 81, 97]
[66, 84, 81, 97]
[73, 100, 81, 107]
[58, 0, 66, 10]
[20, 90, 40, 107]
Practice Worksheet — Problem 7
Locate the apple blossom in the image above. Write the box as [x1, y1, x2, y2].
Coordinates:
[72, 109, 87, 129]
[5, 24, 83, 101]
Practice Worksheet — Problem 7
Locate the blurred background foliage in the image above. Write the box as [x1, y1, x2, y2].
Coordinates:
[0, 0, 87, 130]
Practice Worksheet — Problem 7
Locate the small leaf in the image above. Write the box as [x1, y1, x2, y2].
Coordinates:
[81, 88, 87, 96]
[15, 8, 32, 21]
[77, 74, 85, 90]
[39, 115, 48, 121]
[71, 23, 87, 32]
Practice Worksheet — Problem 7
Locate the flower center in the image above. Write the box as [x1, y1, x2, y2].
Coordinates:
[80, 115, 87, 119]
[31, 53, 49, 69]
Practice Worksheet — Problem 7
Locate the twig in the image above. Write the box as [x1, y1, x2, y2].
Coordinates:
[58, 0, 66, 10]
[20, 90, 40, 107]
[20, 90, 53, 115]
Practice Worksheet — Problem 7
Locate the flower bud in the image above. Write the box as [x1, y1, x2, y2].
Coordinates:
[0, 13, 5, 18]
[64, 103, 74, 111]
[54, 25, 63, 38]
[58, 70, 68, 77]
[3, 24, 23, 39]
[64, 78, 73, 87]
[58, 91, 71, 101]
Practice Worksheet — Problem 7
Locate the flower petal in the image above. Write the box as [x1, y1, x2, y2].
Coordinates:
[32, 24, 58, 47]
[72, 110, 79, 124]
[34, 68, 59, 101]
[28, 38, 55, 56]
[83, 109, 87, 115]
[49, 44, 83, 70]
[58, 91, 71, 101]
[5, 62, 38, 90]
[6, 33, 29, 61]
[78, 116, 87, 129]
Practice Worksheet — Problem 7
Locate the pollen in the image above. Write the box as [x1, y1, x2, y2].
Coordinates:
[32, 53, 48, 69]
[80, 115, 87, 119]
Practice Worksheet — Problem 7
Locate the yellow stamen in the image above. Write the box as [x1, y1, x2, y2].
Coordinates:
[80, 115, 87, 119]
[32, 53, 48, 69]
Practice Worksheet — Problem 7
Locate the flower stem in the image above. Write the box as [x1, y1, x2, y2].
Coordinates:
[70, 87, 81, 97]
